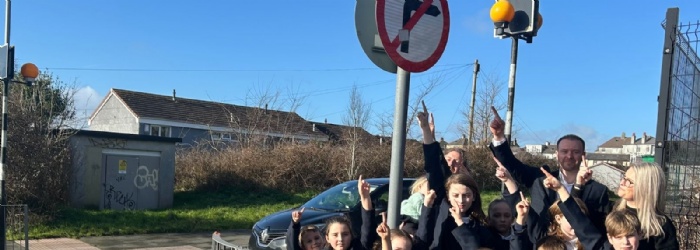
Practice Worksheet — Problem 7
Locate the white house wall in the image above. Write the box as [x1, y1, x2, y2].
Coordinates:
[89, 95, 139, 134]
[591, 165, 624, 192]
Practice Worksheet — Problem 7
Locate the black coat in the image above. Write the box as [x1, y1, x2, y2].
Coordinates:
[489, 140, 611, 243]
[414, 142, 494, 250]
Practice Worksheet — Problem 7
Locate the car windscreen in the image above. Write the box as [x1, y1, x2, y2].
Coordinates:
[302, 181, 379, 211]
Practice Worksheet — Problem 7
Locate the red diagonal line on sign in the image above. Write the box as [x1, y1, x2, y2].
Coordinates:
[390, 0, 435, 48]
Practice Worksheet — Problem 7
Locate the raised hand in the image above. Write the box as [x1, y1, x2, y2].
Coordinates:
[489, 106, 505, 140]
[358, 175, 370, 199]
[423, 189, 436, 208]
[449, 206, 464, 226]
[493, 157, 512, 183]
[376, 212, 390, 239]
[515, 192, 529, 217]
[540, 167, 562, 191]
[515, 192, 529, 225]
[576, 155, 592, 185]
[417, 101, 430, 130]
[292, 207, 305, 224]
[429, 112, 435, 139]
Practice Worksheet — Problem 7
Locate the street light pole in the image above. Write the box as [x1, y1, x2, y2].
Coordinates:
[505, 36, 518, 143]
[1, 0, 10, 248]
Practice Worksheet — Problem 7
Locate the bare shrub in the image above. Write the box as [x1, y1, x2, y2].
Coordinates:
[5, 72, 76, 215]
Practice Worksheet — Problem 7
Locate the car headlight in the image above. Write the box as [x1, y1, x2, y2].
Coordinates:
[268, 237, 287, 250]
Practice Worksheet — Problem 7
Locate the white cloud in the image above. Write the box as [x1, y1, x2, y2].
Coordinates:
[69, 86, 103, 129]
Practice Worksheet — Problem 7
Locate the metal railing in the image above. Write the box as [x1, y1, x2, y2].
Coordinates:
[211, 232, 249, 250]
[1, 205, 28, 250]
[657, 7, 700, 250]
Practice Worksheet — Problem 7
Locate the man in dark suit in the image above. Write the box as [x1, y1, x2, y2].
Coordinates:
[487, 107, 611, 244]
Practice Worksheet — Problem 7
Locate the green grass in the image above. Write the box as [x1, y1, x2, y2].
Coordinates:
[28, 189, 504, 239]
[28, 189, 317, 239]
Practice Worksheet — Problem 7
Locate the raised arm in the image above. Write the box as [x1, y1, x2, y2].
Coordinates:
[358, 175, 377, 250]
[376, 213, 392, 250]
[414, 189, 437, 250]
[494, 157, 519, 195]
[510, 193, 534, 250]
[488, 106, 543, 188]
[418, 102, 450, 199]
[285, 208, 304, 250]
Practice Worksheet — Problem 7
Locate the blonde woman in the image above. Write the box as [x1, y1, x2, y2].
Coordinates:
[614, 162, 678, 249]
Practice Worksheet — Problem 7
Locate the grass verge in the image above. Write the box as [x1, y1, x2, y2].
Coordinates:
[28, 189, 504, 239]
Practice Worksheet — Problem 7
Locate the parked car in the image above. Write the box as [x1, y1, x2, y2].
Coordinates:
[248, 178, 416, 250]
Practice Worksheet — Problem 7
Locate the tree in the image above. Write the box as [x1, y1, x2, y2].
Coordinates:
[342, 84, 371, 180]
[372, 75, 440, 140]
[459, 72, 506, 145]
[5, 71, 78, 214]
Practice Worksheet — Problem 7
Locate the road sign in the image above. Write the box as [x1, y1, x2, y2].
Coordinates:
[0, 44, 7, 79]
[376, 0, 449, 73]
[356, 0, 398, 73]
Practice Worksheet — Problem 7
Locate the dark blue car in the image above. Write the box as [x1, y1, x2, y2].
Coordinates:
[248, 178, 416, 250]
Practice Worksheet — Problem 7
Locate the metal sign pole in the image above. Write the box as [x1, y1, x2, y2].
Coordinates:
[387, 67, 409, 228]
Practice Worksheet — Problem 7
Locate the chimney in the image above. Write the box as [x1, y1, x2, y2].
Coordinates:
[545, 141, 550, 146]
[642, 132, 647, 144]
[631, 133, 636, 144]
[172, 89, 176, 101]
[312, 123, 316, 132]
[324, 118, 328, 124]
[264, 103, 268, 113]
[379, 137, 383, 145]
[621, 132, 626, 139]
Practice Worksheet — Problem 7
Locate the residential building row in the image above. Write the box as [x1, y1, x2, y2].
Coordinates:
[87, 88, 381, 147]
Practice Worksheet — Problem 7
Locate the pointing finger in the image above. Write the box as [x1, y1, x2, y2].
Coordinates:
[300, 207, 305, 214]
[430, 113, 434, 124]
[422, 100, 428, 114]
[492, 156, 504, 168]
[491, 106, 501, 119]
[382, 212, 387, 223]
[540, 167, 554, 178]
[519, 191, 526, 202]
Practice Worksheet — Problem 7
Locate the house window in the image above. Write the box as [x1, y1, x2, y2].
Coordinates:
[150, 125, 171, 137]
[211, 132, 236, 141]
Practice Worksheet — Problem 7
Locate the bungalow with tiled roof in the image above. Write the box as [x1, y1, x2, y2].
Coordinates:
[596, 133, 629, 154]
[88, 88, 329, 147]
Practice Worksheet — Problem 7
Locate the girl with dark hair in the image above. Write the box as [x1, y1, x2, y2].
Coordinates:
[414, 102, 493, 250]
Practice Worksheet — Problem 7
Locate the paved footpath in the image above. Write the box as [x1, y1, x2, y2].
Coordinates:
[5, 230, 250, 250]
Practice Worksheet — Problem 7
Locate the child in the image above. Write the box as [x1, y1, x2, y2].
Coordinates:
[286, 207, 325, 250]
[400, 175, 428, 236]
[375, 213, 413, 250]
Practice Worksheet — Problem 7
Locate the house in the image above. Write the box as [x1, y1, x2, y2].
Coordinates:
[311, 121, 377, 145]
[592, 132, 656, 166]
[589, 162, 626, 192]
[622, 132, 655, 158]
[586, 152, 631, 167]
[525, 141, 556, 159]
[446, 137, 467, 149]
[596, 133, 628, 154]
[88, 88, 329, 147]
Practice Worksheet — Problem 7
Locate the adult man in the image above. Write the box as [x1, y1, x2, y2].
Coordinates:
[488, 107, 610, 243]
